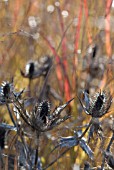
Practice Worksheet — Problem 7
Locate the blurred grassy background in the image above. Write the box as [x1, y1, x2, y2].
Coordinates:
[0, 0, 114, 169]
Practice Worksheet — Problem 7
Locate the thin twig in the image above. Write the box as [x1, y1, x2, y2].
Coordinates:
[38, 65, 53, 102]
[56, 20, 73, 53]
[101, 131, 114, 169]
[43, 148, 70, 170]
[106, 132, 114, 152]
[28, 79, 32, 97]
[78, 118, 93, 139]
[6, 102, 16, 127]
[34, 133, 40, 170]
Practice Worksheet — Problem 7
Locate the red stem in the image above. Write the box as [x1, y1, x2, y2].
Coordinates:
[40, 32, 63, 92]
[83, 0, 92, 44]
[105, 0, 112, 58]
[56, 6, 71, 101]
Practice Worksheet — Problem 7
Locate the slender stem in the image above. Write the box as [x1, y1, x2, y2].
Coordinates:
[13, 95, 34, 128]
[43, 148, 70, 170]
[33, 132, 40, 170]
[106, 132, 114, 152]
[6, 102, 16, 127]
[101, 131, 114, 169]
[4, 155, 8, 170]
[56, 20, 73, 53]
[44, 119, 92, 170]
[38, 68, 52, 102]
[78, 118, 92, 139]
[28, 78, 32, 97]
[34, 148, 38, 168]
[0, 147, 4, 169]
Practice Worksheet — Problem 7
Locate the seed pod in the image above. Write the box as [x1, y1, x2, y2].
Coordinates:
[79, 90, 112, 118]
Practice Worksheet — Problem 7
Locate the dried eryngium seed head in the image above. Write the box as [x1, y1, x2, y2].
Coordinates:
[25, 61, 35, 76]
[1, 81, 13, 99]
[38, 100, 50, 116]
[38, 55, 52, 76]
[3, 84, 10, 98]
[37, 100, 50, 123]
[81, 90, 112, 118]
[87, 91, 112, 117]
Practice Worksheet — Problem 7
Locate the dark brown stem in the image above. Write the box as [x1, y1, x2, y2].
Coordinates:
[106, 132, 114, 152]
[78, 118, 92, 139]
[28, 78, 32, 97]
[33, 132, 40, 170]
[101, 132, 114, 169]
[6, 102, 16, 127]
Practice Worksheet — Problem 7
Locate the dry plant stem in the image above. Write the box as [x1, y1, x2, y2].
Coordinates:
[6, 102, 16, 127]
[34, 133, 40, 170]
[101, 132, 114, 169]
[38, 68, 52, 102]
[0, 31, 19, 38]
[75, 123, 89, 129]
[9, 125, 28, 163]
[5, 155, 8, 170]
[20, 133, 28, 157]
[78, 118, 93, 139]
[13, 95, 34, 128]
[40, 32, 63, 93]
[0, 147, 4, 169]
[34, 148, 38, 170]
[106, 132, 114, 152]
[40, 18, 72, 99]
[28, 78, 32, 97]
[9, 123, 24, 150]
[9, 133, 18, 150]
[14, 154, 18, 170]
[43, 148, 70, 170]
[43, 117, 92, 168]
[56, 20, 73, 53]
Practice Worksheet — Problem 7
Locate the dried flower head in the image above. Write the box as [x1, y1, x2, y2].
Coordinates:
[20, 56, 52, 79]
[25, 61, 35, 78]
[83, 43, 107, 79]
[37, 55, 52, 76]
[0, 81, 14, 105]
[87, 44, 98, 59]
[0, 81, 14, 99]
[14, 98, 74, 133]
[0, 81, 24, 105]
[79, 90, 112, 118]
[20, 60, 37, 79]
[37, 100, 51, 123]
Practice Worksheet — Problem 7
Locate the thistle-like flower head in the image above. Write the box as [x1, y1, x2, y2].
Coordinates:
[38, 55, 52, 76]
[0, 81, 14, 99]
[25, 61, 35, 77]
[14, 98, 74, 133]
[20, 56, 52, 79]
[0, 81, 14, 104]
[79, 90, 112, 118]
[20, 60, 37, 79]
[38, 100, 50, 122]
[0, 81, 24, 105]
[32, 100, 51, 125]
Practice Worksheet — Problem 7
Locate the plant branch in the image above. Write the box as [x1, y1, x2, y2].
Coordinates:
[43, 148, 70, 170]
[6, 102, 16, 127]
